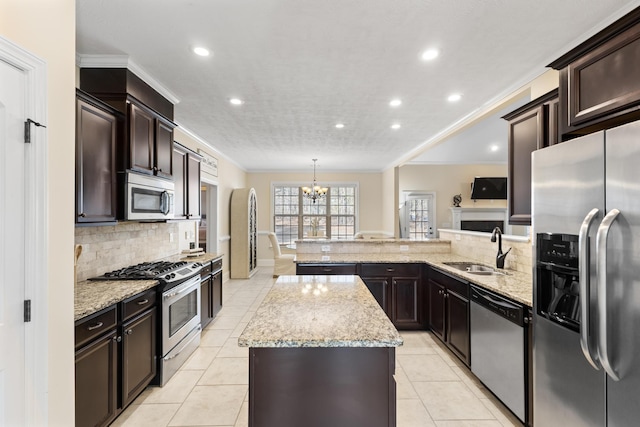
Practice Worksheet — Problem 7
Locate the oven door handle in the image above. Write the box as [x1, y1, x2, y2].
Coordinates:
[163, 277, 199, 301]
[163, 324, 202, 361]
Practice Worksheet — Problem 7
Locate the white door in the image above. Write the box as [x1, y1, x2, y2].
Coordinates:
[401, 192, 436, 239]
[0, 56, 27, 425]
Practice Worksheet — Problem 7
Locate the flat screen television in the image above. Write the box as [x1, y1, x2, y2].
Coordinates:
[470, 177, 507, 200]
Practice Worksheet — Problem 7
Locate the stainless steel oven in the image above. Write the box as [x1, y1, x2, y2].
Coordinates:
[124, 170, 175, 221]
[159, 274, 201, 385]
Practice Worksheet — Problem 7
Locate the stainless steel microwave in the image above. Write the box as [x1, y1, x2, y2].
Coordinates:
[124, 171, 174, 221]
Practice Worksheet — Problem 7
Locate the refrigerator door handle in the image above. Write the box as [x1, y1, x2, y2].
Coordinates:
[596, 208, 621, 381]
[579, 208, 601, 370]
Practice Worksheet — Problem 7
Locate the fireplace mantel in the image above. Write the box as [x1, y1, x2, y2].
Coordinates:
[450, 207, 511, 234]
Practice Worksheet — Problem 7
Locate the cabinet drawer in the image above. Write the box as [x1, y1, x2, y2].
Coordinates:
[211, 258, 222, 273]
[122, 289, 156, 321]
[296, 263, 358, 275]
[429, 268, 469, 299]
[75, 305, 118, 349]
[361, 263, 421, 277]
[200, 262, 212, 278]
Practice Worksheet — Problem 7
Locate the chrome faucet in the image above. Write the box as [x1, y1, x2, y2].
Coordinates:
[490, 227, 511, 269]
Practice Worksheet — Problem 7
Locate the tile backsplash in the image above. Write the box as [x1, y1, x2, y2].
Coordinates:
[75, 222, 180, 282]
[438, 229, 532, 274]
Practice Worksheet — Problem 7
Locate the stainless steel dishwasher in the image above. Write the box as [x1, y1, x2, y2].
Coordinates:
[470, 285, 526, 422]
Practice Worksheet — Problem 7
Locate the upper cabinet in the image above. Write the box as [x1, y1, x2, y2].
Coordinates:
[173, 142, 202, 220]
[503, 89, 558, 226]
[79, 68, 176, 180]
[75, 89, 122, 224]
[549, 7, 640, 140]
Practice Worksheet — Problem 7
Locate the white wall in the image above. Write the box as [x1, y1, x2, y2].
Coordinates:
[1, 0, 76, 424]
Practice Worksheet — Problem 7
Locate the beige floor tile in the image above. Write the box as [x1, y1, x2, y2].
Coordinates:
[395, 365, 419, 399]
[209, 315, 243, 330]
[111, 403, 180, 427]
[413, 381, 495, 421]
[229, 321, 249, 339]
[200, 328, 232, 347]
[397, 332, 439, 355]
[224, 297, 256, 308]
[217, 337, 249, 358]
[234, 401, 249, 427]
[168, 385, 247, 426]
[450, 365, 491, 399]
[199, 357, 248, 385]
[240, 311, 255, 323]
[140, 370, 204, 404]
[397, 399, 436, 427]
[434, 421, 503, 427]
[398, 354, 460, 382]
[480, 396, 524, 427]
[181, 346, 221, 371]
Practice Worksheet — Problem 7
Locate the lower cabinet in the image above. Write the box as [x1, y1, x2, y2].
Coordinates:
[75, 289, 157, 427]
[427, 267, 470, 366]
[201, 258, 224, 328]
[296, 263, 358, 275]
[360, 263, 423, 330]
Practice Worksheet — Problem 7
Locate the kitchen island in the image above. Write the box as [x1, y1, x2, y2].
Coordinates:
[238, 275, 403, 427]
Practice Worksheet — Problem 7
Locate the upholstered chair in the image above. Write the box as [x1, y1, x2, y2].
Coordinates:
[267, 232, 296, 277]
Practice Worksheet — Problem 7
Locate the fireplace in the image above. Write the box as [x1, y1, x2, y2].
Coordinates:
[461, 220, 504, 233]
[450, 207, 509, 233]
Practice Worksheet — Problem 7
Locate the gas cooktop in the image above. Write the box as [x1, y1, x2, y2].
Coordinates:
[90, 260, 202, 287]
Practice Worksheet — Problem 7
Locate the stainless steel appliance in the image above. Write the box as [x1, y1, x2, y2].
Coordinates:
[91, 260, 202, 386]
[532, 119, 640, 426]
[470, 285, 526, 422]
[124, 170, 174, 221]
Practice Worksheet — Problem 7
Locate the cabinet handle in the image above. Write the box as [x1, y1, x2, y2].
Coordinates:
[87, 322, 103, 331]
[112, 336, 122, 343]
[386, 268, 395, 272]
[136, 299, 149, 305]
[78, 212, 86, 218]
[322, 268, 333, 272]
[153, 166, 158, 172]
[125, 329, 133, 335]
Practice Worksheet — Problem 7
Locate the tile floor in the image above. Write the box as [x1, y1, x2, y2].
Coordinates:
[112, 268, 523, 427]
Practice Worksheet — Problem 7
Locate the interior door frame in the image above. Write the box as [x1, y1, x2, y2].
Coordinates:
[401, 191, 437, 239]
[201, 176, 219, 254]
[0, 35, 49, 425]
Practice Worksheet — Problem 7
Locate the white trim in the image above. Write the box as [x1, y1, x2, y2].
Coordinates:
[439, 228, 530, 243]
[0, 35, 48, 426]
[76, 54, 181, 105]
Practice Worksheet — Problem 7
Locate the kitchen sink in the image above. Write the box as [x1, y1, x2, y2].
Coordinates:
[443, 262, 508, 276]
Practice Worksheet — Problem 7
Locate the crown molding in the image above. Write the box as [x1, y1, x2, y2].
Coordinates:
[76, 54, 180, 104]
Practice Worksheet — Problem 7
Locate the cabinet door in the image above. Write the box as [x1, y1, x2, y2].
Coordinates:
[75, 330, 118, 427]
[121, 308, 157, 407]
[200, 276, 214, 328]
[428, 280, 446, 341]
[508, 106, 543, 225]
[392, 277, 421, 329]
[155, 118, 174, 179]
[128, 102, 155, 175]
[186, 153, 201, 218]
[173, 146, 187, 218]
[361, 277, 389, 314]
[76, 96, 117, 223]
[446, 291, 470, 366]
[212, 270, 223, 317]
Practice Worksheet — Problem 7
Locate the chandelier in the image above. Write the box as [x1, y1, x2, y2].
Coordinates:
[302, 159, 328, 203]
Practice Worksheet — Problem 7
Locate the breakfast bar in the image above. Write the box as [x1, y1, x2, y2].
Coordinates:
[238, 275, 403, 427]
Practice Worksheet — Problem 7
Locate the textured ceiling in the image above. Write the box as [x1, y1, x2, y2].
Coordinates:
[76, 0, 639, 172]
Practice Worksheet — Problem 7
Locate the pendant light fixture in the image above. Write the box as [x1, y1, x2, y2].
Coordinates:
[302, 159, 328, 203]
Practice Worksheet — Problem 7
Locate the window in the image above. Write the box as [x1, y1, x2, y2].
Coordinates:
[273, 184, 357, 244]
[399, 192, 436, 240]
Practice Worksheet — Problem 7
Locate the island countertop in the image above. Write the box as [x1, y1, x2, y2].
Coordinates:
[238, 275, 403, 348]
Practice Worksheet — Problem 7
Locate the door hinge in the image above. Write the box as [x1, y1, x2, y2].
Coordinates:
[24, 118, 46, 144]
[24, 299, 31, 322]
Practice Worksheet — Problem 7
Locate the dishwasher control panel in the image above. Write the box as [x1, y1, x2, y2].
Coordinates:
[470, 285, 525, 326]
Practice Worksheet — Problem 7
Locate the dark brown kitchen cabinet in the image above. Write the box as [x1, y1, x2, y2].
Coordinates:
[360, 263, 423, 330]
[427, 267, 470, 366]
[128, 100, 174, 179]
[75, 90, 120, 224]
[549, 8, 640, 139]
[296, 263, 358, 275]
[200, 258, 224, 328]
[75, 289, 157, 427]
[503, 89, 559, 226]
[174, 143, 202, 220]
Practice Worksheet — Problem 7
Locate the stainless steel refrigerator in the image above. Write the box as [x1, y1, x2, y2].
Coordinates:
[532, 119, 640, 426]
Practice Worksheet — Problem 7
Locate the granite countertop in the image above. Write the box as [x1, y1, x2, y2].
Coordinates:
[295, 253, 532, 307]
[238, 275, 403, 348]
[75, 279, 158, 321]
[75, 252, 224, 321]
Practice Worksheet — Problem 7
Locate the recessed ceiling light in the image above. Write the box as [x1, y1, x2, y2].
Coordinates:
[490, 144, 499, 152]
[447, 93, 462, 102]
[421, 49, 439, 61]
[389, 99, 402, 107]
[229, 98, 243, 105]
[391, 124, 401, 130]
[193, 47, 211, 57]
[335, 123, 345, 129]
